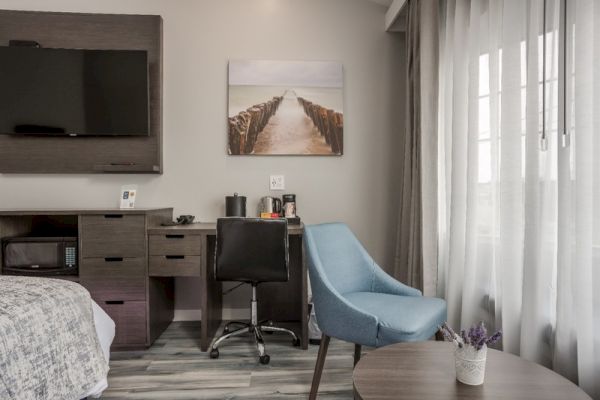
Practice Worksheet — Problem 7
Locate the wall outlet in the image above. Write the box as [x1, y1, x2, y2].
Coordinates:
[270, 175, 285, 191]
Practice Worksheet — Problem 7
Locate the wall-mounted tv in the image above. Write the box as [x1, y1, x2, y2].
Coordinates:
[0, 46, 149, 136]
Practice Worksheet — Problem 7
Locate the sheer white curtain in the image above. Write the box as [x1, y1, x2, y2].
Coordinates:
[436, 0, 599, 398]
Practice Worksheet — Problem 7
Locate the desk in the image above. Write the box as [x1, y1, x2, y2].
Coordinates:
[0, 210, 308, 352]
[147, 222, 308, 351]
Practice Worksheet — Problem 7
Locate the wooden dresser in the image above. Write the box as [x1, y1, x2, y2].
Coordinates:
[0, 210, 308, 352]
[0, 208, 174, 349]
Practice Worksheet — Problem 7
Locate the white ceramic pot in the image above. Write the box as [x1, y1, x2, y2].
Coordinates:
[454, 345, 487, 385]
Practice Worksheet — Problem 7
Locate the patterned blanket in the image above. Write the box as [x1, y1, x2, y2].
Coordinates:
[0, 276, 109, 400]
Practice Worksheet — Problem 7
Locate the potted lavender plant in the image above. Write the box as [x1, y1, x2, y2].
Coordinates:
[439, 321, 502, 385]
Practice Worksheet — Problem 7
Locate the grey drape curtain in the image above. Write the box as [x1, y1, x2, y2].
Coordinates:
[394, 0, 439, 296]
[394, 0, 423, 291]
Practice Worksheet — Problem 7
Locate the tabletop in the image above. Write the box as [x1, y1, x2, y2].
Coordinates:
[353, 341, 591, 400]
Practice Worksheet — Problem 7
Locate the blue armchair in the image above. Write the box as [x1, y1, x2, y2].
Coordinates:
[304, 223, 447, 399]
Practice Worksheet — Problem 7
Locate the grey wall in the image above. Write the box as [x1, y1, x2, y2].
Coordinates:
[0, 0, 406, 318]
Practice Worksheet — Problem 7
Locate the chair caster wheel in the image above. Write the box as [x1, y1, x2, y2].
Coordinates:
[209, 349, 219, 359]
[293, 338, 301, 347]
[259, 354, 270, 365]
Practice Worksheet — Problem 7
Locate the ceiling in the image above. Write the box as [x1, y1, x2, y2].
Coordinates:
[365, 0, 407, 32]
[365, 0, 394, 6]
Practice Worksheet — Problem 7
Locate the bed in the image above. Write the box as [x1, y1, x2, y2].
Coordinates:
[0, 275, 115, 400]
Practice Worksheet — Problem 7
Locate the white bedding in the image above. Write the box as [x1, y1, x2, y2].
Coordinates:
[0, 276, 115, 400]
[86, 301, 116, 398]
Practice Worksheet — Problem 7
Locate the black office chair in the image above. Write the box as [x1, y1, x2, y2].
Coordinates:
[209, 217, 300, 364]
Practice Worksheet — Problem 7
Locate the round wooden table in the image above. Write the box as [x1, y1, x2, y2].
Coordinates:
[353, 341, 591, 400]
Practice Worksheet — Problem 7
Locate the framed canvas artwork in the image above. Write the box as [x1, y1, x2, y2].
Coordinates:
[228, 60, 343, 155]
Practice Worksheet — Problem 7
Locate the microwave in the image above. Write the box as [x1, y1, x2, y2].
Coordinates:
[2, 237, 78, 276]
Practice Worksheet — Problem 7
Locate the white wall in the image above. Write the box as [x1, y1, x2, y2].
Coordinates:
[0, 0, 406, 316]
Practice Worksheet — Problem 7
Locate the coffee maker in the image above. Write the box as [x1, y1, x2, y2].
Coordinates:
[282, 194, 296, 218]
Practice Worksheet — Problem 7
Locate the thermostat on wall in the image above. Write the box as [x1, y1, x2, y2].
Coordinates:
[120, 185, 138, 209]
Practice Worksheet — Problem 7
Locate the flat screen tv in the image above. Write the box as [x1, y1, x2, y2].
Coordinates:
[0, 46, 149, 136]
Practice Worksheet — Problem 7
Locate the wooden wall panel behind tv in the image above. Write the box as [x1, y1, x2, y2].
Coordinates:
[0, 10, 163, 174]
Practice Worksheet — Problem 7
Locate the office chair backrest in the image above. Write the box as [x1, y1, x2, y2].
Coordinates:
[304, 223, 373, 295]
[216, 218, 289, 283]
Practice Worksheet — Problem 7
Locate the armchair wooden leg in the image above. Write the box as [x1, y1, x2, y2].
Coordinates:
[353, 344, 362, 367]
[309, 334, 330, 400]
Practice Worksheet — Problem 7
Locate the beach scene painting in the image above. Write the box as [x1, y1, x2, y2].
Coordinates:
[228, 60, 343, 155]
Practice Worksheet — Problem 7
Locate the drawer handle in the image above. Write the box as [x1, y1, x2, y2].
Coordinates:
[105, 257, 124, 262]
[104, 214, 123, 219]
[105, 300, 124, 305]
[165, 255, 185, 260]
[165, 234, 185, 239]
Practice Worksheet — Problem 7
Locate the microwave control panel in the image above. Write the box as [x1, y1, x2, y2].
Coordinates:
[65, 246, 77, 267]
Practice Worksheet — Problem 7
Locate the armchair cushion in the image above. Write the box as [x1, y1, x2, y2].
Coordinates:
[343, 292, 447, 346]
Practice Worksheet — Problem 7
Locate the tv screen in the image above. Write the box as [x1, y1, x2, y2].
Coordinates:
[0, 46, 149, 136]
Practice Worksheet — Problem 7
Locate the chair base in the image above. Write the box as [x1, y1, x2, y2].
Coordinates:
[209, 284, 300, 364]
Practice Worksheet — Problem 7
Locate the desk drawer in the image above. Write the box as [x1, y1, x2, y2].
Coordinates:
[149, 255, 201, 277]
[99, 300, 147, 346]
[81, 214, 145, 258]
[80, 257, 146, 301]
[149, 234, 202, 256]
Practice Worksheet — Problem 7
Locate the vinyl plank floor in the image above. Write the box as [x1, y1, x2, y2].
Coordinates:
[100, 321, 356, 399]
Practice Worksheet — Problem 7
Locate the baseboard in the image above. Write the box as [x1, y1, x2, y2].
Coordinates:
[222, 307, 250, 320]
[173, 309, 202, 321]
[173, 308, 250, 322]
